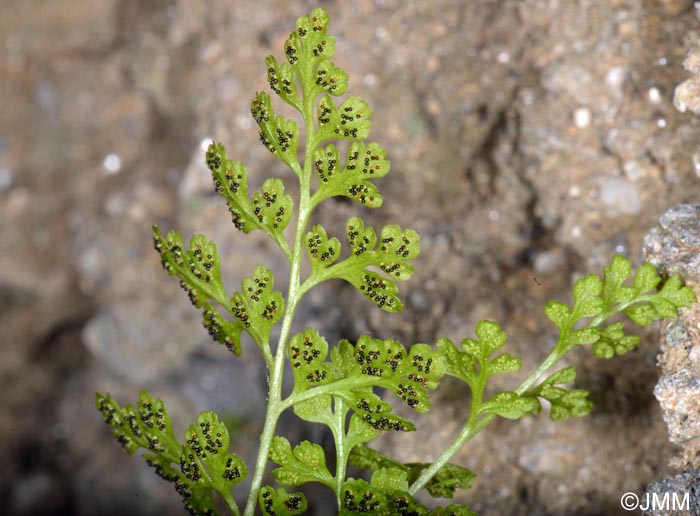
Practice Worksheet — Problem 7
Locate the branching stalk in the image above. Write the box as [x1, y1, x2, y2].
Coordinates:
[94, 9, 696, 516]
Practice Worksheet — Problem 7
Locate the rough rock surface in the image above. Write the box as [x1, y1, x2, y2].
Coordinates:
[643, 205, 700, 514]
[674, 38, 700, 115]
[2, 1, 700, 515]
[644, 468, 700, 516]
[644, 205, 700, 280]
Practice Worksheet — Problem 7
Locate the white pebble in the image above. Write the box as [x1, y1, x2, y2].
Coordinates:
[600, 178, 641, 215]
[648, 87, 662, 103]
[497, 51, 510, 64]
[103, 154, 122, 175]
[693, 152, 700, 178]
[605, 66, 626, 89]
[574, 108, 591, 128]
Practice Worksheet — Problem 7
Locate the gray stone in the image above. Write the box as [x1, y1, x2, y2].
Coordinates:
[645, 469, 700, 516]
[674, 41, 700, 115]
[655, 369, 700, 445]
[644, 205, 700, 473]
[643, 205, 700, 279]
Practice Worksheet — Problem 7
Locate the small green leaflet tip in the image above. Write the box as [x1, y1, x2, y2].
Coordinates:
[288, 328, 330, 390]
[205, 142, 294, 243]
[284, 8, 335, 70]
[251, 92, 300, 168]
[230, 264, 285, 348]
[340, 474, 476, 515]
[348, 445, 476, 499]
[268, 437, 334, 489]
[324, 217, 419, 312]
[287, 331, 446, 433]
[305, 224, 341, 272]
[312, 141, 390, 208]
[182, 411, 248, 490]
[259, 486, 307, 515]
[152, 226, 226, 307]
[317, 95, 372, 141]
[545, 255, 696, 355]
[96, 392, 247, 515]
[153, 224, 290, 357]
[438, 321, 521, 389]
[526, 367, 593, 421]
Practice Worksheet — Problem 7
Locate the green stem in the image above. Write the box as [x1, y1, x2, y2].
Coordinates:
[408, 295, 650, 496]
[241, 337, 284, 514]
[589, 295, 653, 328]
[243, 188, 310, 516]
[515, 349, 563, 395]
[220, 489, 241, 516]
[242, 71, 318, 516]
[280, 376, 378, 412]
[331, 398, 348, 507]
[408, 345, 562, 496]
[259, 338, 274, 371]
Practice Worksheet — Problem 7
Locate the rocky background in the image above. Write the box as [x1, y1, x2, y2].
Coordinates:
[2, 1, 700, 515]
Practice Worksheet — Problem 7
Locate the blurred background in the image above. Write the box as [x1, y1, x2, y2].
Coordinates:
[2, 0, 700, 514]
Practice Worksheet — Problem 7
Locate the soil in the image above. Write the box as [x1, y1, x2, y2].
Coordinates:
[2, 1, 700, 515]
